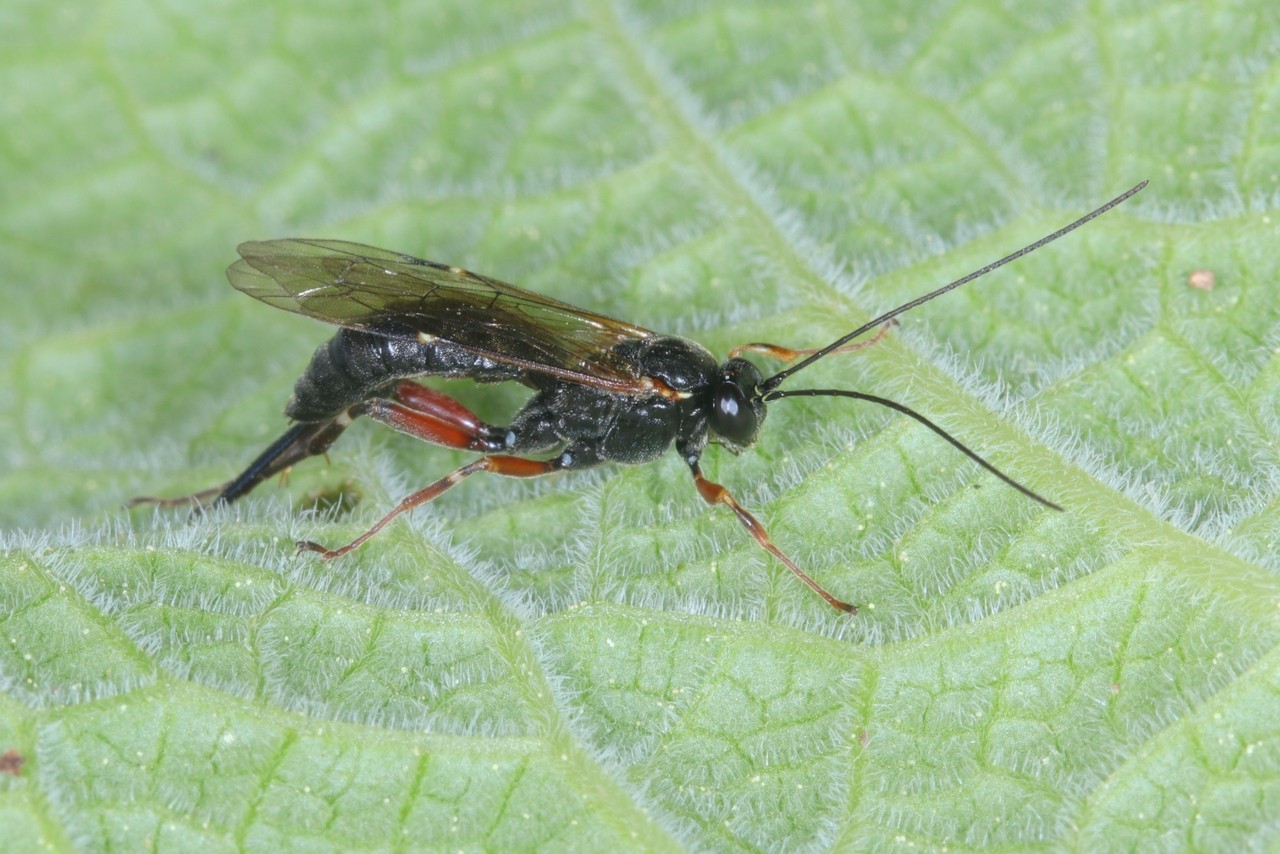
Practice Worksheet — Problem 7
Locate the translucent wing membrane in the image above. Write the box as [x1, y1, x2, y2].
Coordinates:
[229, 239, 659, 392]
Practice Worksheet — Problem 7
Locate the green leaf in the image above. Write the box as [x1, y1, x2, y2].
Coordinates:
[3, 0, 1279, 850]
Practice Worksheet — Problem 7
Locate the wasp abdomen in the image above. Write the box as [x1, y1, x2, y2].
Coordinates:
[285, 328, 518, 421]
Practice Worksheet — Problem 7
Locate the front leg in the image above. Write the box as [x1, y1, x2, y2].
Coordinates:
[687, 458, 858, 614]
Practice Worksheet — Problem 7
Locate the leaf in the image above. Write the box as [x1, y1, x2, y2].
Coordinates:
[2, 0, 1279, 850]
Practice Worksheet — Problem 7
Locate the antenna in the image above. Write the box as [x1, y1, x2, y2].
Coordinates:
[759, 180, 1148, 393]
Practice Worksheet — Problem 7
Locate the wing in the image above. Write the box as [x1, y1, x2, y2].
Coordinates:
[227, 239, 659, 392]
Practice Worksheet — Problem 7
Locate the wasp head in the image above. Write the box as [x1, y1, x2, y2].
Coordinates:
[709, 358, 767, 453]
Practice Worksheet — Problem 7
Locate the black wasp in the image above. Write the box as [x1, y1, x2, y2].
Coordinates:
[138, 182, 1145, 613]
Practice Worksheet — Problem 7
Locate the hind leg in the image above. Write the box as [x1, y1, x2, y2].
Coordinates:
[352, 381, 510, 454]
[130, 419, 349, 508]
[133, 380, 504, 508]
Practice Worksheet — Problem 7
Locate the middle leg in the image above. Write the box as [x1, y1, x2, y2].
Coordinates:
[297, 454, 563, 559]
[298, 440, 606, 560]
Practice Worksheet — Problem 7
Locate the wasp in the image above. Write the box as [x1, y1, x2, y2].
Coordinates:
[136, 182, 1146, 612]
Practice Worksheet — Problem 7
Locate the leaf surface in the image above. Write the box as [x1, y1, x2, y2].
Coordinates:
[2, 0, 1279, 850]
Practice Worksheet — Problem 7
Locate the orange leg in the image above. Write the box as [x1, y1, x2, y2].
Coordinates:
[729, 319, 896, 362]
[359, 382, 503, 453]
[299, 382, 556, 558]
[298, 454, 560, 559]
[690, 463, 858, 613]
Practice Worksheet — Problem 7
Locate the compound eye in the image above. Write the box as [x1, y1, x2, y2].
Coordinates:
[712, 382, 757, 445]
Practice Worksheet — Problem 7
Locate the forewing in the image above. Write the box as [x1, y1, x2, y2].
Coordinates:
[228, 239, 657, 390]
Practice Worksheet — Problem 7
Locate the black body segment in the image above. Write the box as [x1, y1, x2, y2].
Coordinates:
[286, 327, 525, 422]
